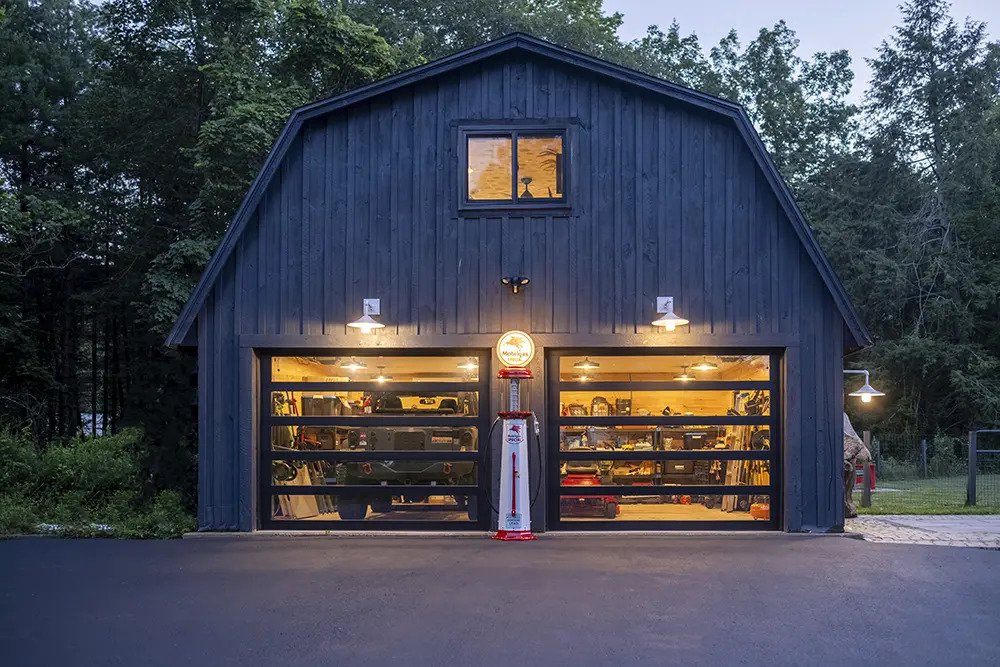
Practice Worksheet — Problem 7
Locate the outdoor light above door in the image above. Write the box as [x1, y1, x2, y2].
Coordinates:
[458, 357, 479, 370]
[348, 298, 385, 334]
[844, 369, 885, 403]
[573, 357, 600, 370]
[652, 296, 689, 331]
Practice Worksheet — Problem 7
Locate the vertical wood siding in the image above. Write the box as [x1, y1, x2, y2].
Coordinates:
[197, 54, 847, 532]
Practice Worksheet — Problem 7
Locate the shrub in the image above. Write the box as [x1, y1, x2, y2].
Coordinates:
[0, 493, 39, 535]
[928, 435, 964, 477]
[0, 427, 193, 538]
[878, 456, 918, 481]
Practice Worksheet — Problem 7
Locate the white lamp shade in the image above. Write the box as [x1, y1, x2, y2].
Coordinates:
[347, 313, 385, 334]
[651, 300, 689, 330]
[849, 381, 885, 401]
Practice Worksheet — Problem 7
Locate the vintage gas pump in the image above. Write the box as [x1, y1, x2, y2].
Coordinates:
[493, 331, 538, 541]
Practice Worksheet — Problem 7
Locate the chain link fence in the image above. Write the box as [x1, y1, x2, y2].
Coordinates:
[969, 431, 1000, 509]
[852, 432, 1000, 514]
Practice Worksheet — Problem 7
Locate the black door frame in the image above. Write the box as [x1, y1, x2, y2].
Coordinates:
[545, 347, 782, 531]
[259, 348, 492, 530]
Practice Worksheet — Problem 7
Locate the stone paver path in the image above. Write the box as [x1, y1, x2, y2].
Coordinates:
[847, 515, 1000, 548]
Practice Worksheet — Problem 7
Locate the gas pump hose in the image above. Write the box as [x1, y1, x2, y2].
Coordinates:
[482, 414, 544, 517]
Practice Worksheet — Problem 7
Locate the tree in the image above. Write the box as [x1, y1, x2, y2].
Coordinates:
[802, 0, 1000, 432]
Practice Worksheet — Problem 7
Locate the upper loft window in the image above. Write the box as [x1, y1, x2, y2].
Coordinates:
[463, 128, 566, 208]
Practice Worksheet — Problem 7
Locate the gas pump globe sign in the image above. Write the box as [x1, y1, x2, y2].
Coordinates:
[496, 330, 535, 368]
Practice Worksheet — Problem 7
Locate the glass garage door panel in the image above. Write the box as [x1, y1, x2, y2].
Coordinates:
[271, 460, 479, 486]
[261, 351, 489, 530]
[558, 495, 772, 522]
[558, 354, 770, 382]
[558, 424, 773, 452]
[558, 390, 770, 417]
[271, 493, 479, 522]
[271, 355, 479, 382]
[549, 350, 780, 530]
[270, 425, 479, 453]
[559, 459, 770, 487]
[271, 391, 480, 416]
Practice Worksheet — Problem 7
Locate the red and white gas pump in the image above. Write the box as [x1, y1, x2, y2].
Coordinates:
[493, 331, 538, 541]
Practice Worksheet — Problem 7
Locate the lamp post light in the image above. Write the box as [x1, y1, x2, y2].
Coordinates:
[844, 369, 885, 403]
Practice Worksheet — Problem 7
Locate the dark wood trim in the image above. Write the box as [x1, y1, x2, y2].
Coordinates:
[271, 484, 481, 495]
[555, 415, 770, 426]
[556, 485, 771, 496]
[268, 381, 481, 392]
[556, 450, 770, 461]
[268, 450, 481, 461]
[555, 381, 771, 391]
[268, 416, 481, 427]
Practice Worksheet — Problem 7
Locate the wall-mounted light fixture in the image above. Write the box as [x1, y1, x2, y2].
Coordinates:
[501, 276, 530, 294]
[652, 296, 689, 331]
[573, 357, 600, 371]
[348, 298, 385, 334]
[458, 357, 479, 370]
[374, 366, 393, 383]
[844, 369, 885, 403]
[674, 365, 694, 382]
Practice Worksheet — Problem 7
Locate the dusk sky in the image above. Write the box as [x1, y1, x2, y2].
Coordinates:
[603, 0, 999, 101]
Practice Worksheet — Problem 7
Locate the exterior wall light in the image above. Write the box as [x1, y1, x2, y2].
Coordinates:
[347, 298, 385, 334]
[573, 357, 600, 370]
[844, 369, 885, 403]
[458, 357, 479, 370]
[501, 276, 530, 294]
[374, 366, 393, 383]
[652, 296, 689, 331]
[691, 358, 719, 372]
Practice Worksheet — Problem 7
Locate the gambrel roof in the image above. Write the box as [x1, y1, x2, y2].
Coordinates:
[167, 32, 871, 349]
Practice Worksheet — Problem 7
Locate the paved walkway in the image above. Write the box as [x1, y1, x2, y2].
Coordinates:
[847, 514, 1000, 548]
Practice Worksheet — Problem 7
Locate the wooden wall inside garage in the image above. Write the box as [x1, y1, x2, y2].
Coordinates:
[194, 53, 846, 533]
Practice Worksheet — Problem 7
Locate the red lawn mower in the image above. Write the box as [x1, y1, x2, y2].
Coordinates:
[560, 462, 620, 519]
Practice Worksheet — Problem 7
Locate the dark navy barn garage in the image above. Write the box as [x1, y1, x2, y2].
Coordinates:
[167, 33, 871, 533]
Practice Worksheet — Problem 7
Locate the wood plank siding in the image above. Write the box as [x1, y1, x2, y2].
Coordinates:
[195, 53, 847, 532]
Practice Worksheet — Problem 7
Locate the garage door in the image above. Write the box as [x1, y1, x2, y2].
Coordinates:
[547, 350, 780, 530]
[261, 351, 490, 530]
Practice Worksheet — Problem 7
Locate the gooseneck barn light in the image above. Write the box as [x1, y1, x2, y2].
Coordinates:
[458, 357, 479, 370]
[374, 366, 393, 383]
[652, 296, 689, 331]
[844, 369, 885, 403]
[674, 365, 694, 382]
[347, 298, 385, 334]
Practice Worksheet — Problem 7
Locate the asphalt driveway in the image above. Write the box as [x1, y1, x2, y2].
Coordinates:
[2, 534, 998, 666]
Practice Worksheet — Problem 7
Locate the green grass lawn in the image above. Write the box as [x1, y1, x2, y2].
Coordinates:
[854, 475, 1000, 514]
